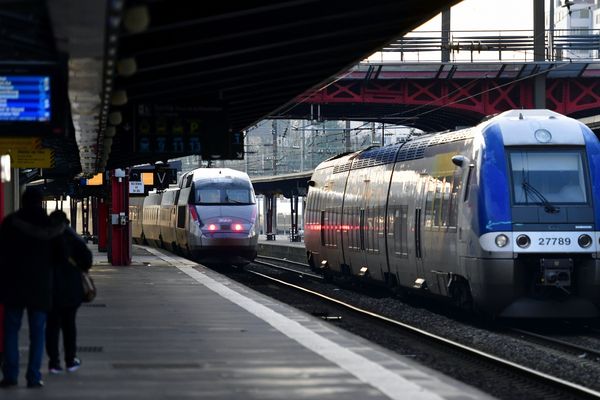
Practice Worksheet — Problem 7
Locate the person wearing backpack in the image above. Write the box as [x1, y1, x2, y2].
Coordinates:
[45, 210, 93, 374]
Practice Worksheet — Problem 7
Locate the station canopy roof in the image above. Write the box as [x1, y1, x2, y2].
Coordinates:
[1, 0, 458, 193]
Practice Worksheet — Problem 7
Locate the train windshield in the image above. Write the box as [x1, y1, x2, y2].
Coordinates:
[509, 149, 588, 205]
[193, 181, 256, 205]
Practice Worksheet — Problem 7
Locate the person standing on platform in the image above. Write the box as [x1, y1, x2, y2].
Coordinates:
[0, 187, 64, 389]
[46, 210, 92, 374]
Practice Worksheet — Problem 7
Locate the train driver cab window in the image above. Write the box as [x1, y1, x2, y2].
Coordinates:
[193, 179, 256, 205]
[509, 149, 588, 205]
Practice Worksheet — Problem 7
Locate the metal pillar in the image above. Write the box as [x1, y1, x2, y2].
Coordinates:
[109, 169, 131, 265]
[344, 120, 351, 152]
[97, 197, 108, 252]
[290, 194, 301, 242]
[82, 196, 90, 238]
[441, 7, 451, 62]
[91, 196, 99, 242]
[533, 0, 546, 108]
[69, 197, 78, 230]
[272, 120, 278, 175]
[549, 0, 555, 61]
[265, 194, 276, 240]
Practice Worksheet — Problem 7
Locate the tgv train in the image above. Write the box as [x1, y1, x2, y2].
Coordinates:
[305, 109, 600, 318]
[130, 168, 259, 265]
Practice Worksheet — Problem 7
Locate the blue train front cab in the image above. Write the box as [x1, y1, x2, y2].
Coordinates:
[462, 110, 600, 318]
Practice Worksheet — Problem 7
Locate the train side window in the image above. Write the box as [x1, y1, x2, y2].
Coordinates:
[463, 165, 474, 202]
[177, 206, 186, 228]
[359, 209, 366, 251]
[448, 175, 460, 228]
[366, 207, 378, 253]
[348, 207, 358, 251]
[392, 206, 408, 257]
[424, 179, 434, 229]
[433, 178, 442, 228]
[440, 176, 452, 228]
[330, 207, 338, 248]
[320, 210, 326, 246]
[185, 174, 193, 188]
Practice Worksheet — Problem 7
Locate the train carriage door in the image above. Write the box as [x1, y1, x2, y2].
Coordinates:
[175, 187, 192, 251]
[414, 175, 429, 281]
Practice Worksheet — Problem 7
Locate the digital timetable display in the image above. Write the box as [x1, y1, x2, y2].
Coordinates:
[0, 76, 51, 122]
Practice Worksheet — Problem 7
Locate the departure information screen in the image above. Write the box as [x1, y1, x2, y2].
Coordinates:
[0, 76, 51, 122]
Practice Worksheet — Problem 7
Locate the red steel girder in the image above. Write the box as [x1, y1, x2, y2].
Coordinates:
[302, 78, 600, 118]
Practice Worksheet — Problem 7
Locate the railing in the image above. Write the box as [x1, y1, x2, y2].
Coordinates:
[368, 29, 600, 63]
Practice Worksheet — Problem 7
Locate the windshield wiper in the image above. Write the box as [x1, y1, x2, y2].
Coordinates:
[225, 197, 243, 204]
[521, 180, 560, 213]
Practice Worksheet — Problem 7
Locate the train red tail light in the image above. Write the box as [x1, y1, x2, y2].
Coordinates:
[208, 224, 218, 231]
[233, 223, 243, 231]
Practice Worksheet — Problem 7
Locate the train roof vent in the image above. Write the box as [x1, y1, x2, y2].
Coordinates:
[427, 129, 473, 147]
[351, 145, 400, 170]
[396, 140, 428, 162]
[333, 162, 352, 174]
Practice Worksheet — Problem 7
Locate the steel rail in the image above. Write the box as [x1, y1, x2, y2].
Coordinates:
[509, 328, 600, 361]
[246, 262, 600, 399]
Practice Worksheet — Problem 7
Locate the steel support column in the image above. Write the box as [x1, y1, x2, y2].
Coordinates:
[91, 196, 99, 243]
[290, 195, 301, 242]
[109, 169, 131, 265]
[97, 197, 108, 252]
[69, 197, 78, 231]
[534, 0, 546, 108]
[441, 7, 450, 62]
[265, 194, 276, 240]
[82, 196, 90, 238]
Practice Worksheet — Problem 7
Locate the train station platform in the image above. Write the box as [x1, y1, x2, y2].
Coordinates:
[257, 235, 306, 263]
[5, 244, 494, 400]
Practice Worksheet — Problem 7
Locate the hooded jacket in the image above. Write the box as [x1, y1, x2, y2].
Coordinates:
[0, 206, 64, 311]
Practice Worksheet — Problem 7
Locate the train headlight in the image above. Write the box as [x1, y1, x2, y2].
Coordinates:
[578, 234, 592, 248]
[495, 234, 509, 248]
[516, 234, 530, 248]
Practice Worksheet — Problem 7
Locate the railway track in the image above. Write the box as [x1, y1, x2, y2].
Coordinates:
[507, 328, 600, 361]
[243, 256, 600, 400]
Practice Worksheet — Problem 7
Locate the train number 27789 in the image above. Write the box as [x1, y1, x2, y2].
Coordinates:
[538, 237, 571, 246]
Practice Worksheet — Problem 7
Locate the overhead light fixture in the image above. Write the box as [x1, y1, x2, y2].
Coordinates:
[124, 6, 150, 33]
[111, 90, 128, 106]
[108, 111, 122, 125]
[105, 126, 116, 137]
[117, 58, 137, 77]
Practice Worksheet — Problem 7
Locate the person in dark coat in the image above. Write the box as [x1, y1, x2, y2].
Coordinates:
[0, 187, 64, 389]
[45, 210, 92, 374]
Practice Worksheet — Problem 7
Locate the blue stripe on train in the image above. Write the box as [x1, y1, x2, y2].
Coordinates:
[478, 123, 511, 235]
[582, 124, 600, 228]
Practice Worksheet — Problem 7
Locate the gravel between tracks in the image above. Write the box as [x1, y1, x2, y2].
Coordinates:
[239, 263, 600, 396]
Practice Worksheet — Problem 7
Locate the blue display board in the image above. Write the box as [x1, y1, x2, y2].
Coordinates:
[0, 76, 51, 122]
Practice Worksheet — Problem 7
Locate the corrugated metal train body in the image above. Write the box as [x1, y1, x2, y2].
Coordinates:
[305, 109, 600, 318]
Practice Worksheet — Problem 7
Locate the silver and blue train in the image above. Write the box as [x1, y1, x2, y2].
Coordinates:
[305, 109, 600, 318]
[130, 167, 259, 265]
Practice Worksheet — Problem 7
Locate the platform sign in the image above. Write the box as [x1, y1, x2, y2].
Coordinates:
[0, 76, 50, 122]
[8, 148, 54, 168]
[132, 103, 243, 160]
[0, 137, 42, 151]
[129, 181, 144, 194]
